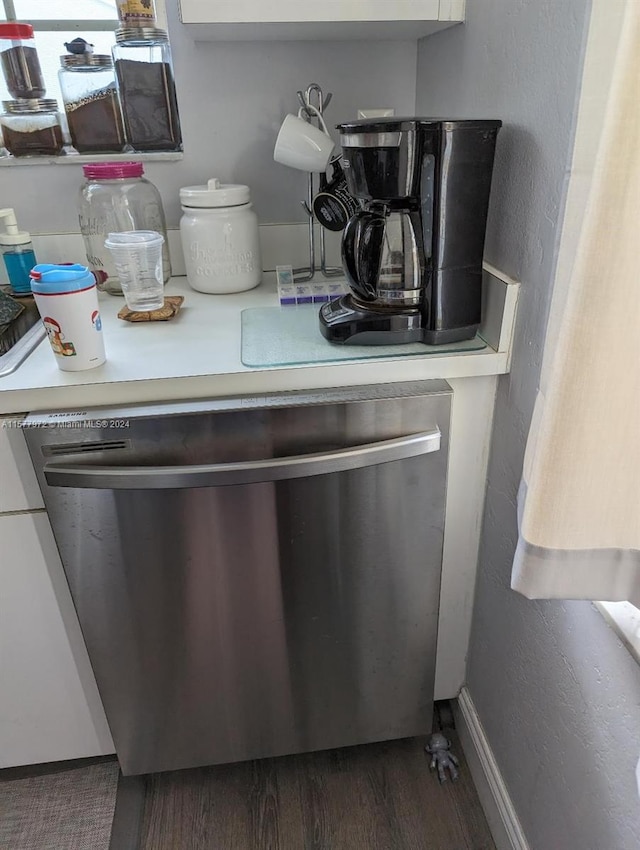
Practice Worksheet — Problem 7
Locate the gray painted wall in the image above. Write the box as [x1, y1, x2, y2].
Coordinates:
[0, 1, 416, 233]
[417, 2, 640, 848]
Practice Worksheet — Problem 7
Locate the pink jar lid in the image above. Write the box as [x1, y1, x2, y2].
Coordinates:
[82, 161, 144, 179]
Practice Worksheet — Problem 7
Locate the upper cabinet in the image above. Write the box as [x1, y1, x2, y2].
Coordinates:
[178, 0, 466, 40]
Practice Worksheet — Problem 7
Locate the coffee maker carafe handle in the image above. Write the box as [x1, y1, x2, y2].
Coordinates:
[342, 210, 385, 302]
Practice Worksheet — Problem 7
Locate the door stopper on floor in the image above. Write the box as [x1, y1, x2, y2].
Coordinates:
[425, 733, 459, 783]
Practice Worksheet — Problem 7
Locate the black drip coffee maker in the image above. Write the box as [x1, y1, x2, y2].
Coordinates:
[319, 118, 501, 345]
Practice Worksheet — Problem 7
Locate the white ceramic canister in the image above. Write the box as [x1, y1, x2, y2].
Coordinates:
[179, 178, 262, 294]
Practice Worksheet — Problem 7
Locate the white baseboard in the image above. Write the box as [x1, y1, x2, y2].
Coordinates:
[455, 687, 530, 850]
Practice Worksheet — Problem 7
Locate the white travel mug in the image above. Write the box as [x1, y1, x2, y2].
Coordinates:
[30, 263, 106, 371]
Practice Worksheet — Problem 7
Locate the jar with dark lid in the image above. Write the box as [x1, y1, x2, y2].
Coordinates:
[0, 22, 45, 100]
[112, 28, 182, 152]
[1, 100, 64, 157]
[78, 160, 171, 295]
[59, 54, 126, 153]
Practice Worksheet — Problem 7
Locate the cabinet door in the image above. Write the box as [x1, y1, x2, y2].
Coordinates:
[0, 418, 43, 514]
[0, 512, 114, 767]
[180, 0, 444, 24]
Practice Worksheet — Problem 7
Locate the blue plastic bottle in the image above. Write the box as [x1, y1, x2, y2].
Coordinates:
[0, 208, 36, 296]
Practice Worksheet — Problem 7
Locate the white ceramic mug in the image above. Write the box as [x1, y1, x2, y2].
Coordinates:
[273, 107, 335, 172]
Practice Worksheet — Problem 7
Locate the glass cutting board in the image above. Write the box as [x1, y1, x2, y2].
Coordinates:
[241, 304, 486, 368]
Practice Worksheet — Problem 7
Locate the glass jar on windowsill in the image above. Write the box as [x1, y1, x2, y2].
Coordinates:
[59, 54, 126, 154]
[112, 28, 182, 153]
[0, 22, 45, 100]
[0, 99, 64, 157]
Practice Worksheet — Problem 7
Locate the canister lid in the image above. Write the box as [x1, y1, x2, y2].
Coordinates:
[60, 54, 113, 68]
[29, 263, 96, 295]
[180, 178, 251, 208]
[115, 26, 169, 45]
[0, 23, 36, 40]
[83, 161, 144, 179]
[3, 98, 58, 113]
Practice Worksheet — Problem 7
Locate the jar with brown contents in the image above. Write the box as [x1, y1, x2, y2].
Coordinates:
[59, 54, 126, 153]
[1, 99, 64, 157]
[0, 22, 45, 100]
[112, 28, 181, 152]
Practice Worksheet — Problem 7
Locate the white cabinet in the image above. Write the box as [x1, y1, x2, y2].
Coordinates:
[0, 419, 43, 513]
[179, 0, 465, 40]
[0, 425, 114, 767]
[0, 512, 114, 767]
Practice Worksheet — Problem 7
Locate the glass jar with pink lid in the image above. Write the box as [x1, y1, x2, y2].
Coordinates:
[78, 160, 170, 295]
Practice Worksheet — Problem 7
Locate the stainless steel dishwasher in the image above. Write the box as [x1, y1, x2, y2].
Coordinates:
[25, 380, 451, 776]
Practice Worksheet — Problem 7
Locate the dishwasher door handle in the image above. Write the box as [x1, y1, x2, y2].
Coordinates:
[43, 429, 441, 490]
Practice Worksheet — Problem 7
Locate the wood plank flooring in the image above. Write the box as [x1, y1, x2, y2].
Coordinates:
[140, 731, 495, 850]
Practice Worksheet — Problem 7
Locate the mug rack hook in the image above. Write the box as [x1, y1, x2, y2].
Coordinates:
[299, 83, 333, 117]
[292, 83, 341, 281]
[296, 90, 309, 115]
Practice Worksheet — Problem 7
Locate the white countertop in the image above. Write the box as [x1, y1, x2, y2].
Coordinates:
[0, 274, 512, 415]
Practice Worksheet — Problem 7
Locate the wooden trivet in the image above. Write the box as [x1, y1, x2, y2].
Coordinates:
[118, 295, 184, 322]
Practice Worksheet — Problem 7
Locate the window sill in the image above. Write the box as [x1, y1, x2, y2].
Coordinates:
[595, 601, 640, 664]
[0, 151, 183, 167]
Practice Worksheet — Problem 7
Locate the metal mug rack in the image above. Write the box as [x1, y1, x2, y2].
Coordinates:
[294, 83, 344, 282]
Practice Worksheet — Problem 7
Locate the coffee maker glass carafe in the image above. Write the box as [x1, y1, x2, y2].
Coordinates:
[342, 207, 423, 306]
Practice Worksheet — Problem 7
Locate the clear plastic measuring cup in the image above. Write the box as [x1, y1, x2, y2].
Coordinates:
[104, 230, 165, 311]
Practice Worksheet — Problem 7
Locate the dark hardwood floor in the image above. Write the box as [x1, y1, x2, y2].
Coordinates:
[140, 731, 495, 850]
